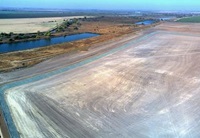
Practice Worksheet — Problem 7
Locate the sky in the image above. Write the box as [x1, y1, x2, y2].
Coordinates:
[1, 0, 200, 11]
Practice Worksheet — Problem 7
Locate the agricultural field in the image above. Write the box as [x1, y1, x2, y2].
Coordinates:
[0, 16, 88, 33]
[177, 16, 200, 23]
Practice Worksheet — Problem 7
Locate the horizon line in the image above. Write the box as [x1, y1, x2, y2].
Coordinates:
[0, 7, 200, 13]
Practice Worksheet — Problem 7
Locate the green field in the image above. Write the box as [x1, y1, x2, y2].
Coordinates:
[177, 16, 200, 23]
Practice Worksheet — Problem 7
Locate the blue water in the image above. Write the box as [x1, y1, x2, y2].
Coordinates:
[159, 17, 174, 21]
[0, 33, 99, 54]
[136, 20, 155, 25]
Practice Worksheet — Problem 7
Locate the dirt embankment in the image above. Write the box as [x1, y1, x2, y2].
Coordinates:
[0, 108, 10, 138]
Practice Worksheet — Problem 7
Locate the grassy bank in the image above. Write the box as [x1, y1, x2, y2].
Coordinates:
[177, 16, 200, 23]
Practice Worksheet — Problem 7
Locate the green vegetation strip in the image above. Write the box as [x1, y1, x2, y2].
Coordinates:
[177, 16, 200, 23]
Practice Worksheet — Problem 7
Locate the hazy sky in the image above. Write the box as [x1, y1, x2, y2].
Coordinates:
[1, 0, 200, 11]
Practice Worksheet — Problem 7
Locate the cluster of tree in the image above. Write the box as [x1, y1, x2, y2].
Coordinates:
[0, 32, 15, 42]
[0, 31, 52, 43]
[54, 18, 81, 33]
[0, 32, 14, 38]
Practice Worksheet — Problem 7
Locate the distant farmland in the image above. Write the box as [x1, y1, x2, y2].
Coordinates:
[0, 16, 87, 33]
[177, 16, 200, 23]
[0, 10, 126, 19]
[0, 11, 87, 19]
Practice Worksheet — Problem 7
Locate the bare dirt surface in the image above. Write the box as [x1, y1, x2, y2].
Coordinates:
[156, 22, 200, 34]
[0, 16, 89, 33]
[2, 22, 200, 137]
